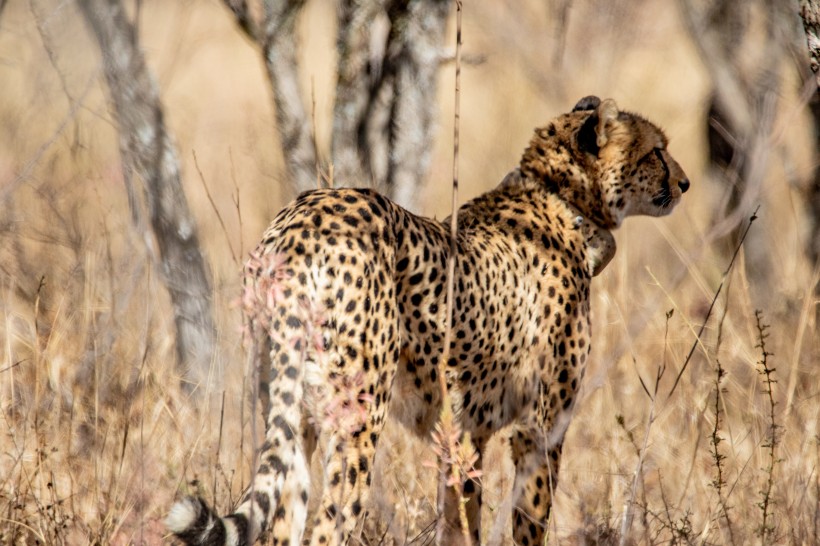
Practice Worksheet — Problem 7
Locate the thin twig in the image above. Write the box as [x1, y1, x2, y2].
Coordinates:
[667, 206, 759, 398]
[0, 359, 28, 374]
[213, 391, 226, 502]
[228, 147, 244, 258]
[310, 79, 323, 190]
[192, 150, 238, 263]
[619, 310, 671, 544]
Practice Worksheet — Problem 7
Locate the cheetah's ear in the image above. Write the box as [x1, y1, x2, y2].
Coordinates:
[594, 99, 619, 148]
[576, 98, 620, 157]
[572, 95, 601, 112]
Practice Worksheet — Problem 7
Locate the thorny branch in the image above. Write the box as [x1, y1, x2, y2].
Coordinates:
[754, 310, 779, 542]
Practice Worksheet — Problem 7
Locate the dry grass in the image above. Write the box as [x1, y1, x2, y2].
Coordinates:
[1, 0, 818, 544]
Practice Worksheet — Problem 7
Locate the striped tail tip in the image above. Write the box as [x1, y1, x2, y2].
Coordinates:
[166, 496, 241, 546]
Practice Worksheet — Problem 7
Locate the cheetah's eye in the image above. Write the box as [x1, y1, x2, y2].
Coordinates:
[637, 149, 657, 165]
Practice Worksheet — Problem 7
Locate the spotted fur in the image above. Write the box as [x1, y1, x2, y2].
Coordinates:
[168, 96, 689, 546]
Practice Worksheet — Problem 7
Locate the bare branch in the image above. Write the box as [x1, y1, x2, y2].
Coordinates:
[78, 0, 216, 390]
[222, 0, 260, 42]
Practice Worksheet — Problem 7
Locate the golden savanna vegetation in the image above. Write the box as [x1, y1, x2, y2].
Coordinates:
[1, 0, 818, 544]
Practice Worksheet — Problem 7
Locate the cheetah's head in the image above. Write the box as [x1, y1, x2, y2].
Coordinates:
[520, 96, 689, 229]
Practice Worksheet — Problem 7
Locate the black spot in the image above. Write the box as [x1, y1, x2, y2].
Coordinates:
[558, 369, 568, 383]
[254, 492, 271, 515]
[267, 454, 288, 474]
[286, 315, 302, 329]
[273, 415, 294, 440]
[358, 207, 373, 222]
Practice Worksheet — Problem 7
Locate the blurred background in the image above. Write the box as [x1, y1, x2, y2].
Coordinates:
[1, 0, 818, 544]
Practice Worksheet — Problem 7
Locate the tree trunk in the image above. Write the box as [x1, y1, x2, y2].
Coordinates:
[800, 1, 820, 88]
[78, 0, 216, 391]
[261, 0, 318, 194]
[799, 0, 820, 270]
[223, 0, 450, 209]
[381, 0, 450, 209]
[330, 0, 450, 209]
[331, 0, 383, 186]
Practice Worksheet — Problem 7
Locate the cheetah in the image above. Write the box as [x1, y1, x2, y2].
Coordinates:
[167, 96, 689, 546]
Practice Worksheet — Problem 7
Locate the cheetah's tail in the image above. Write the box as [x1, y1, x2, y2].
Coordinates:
[166, 496, 248, 546]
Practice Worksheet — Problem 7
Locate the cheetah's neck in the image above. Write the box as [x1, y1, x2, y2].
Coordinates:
[467, 169, 616, 277]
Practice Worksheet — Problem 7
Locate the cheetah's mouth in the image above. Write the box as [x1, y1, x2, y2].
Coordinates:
[652, 189, 674, 208]
[651, 146, 676, 209]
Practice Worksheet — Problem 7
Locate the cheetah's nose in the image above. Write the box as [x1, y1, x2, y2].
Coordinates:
[678, 179, 690, 193]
